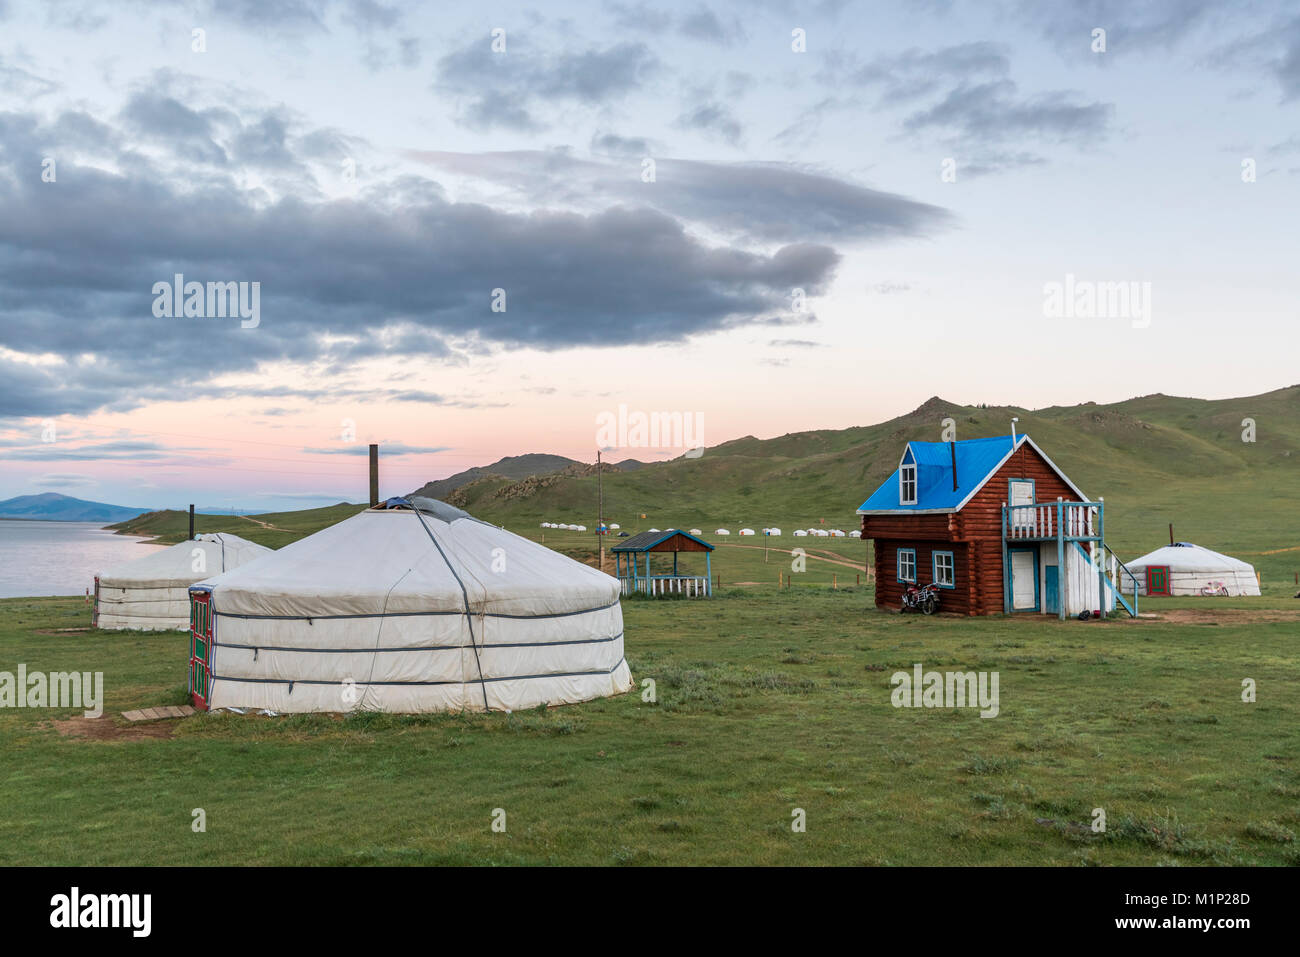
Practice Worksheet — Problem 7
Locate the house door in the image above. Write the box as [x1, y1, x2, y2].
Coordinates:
[1147, 565, 1170, 596]
[1044, 565, 1060, 615]
[1010, 548, 1039, 612]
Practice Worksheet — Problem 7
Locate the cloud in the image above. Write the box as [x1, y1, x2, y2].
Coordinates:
[32, 473, 98, 489]
[902, 80, 1112, 145]
[0, 109, 842, 418]
[678, 7, 745, 46]
[1017, 0, 1219, 53]
[815, 40, 1112, 169]
[1206, 14, 1300, 101]
[302, 442, 452, 455]
[410, 150, 954, 244]
[435, 37, 659, 131]
[819, 42, 1010, 102]
[591, 131, 655, 157]
[674, 103, 744, 145]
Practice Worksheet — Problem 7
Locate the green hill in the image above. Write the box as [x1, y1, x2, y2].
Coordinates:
[107, 386, 1300, 588]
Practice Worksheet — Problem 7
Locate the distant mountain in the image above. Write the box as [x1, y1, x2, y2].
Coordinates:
[0, 492, 152, 523]
[409, 453, 585, 500]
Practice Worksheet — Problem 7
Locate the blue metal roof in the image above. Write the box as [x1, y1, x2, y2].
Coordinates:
[858, 435, 1019, 512]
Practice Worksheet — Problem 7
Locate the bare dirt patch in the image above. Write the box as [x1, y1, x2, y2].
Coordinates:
[34, 627, 91, 635]
[1149, 608, 1300, 626]
[52, 716, 177, 740]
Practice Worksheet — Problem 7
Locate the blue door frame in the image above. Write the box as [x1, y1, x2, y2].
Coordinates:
[1008, 546, 1040, 613]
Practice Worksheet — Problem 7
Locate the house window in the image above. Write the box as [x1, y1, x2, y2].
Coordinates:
[933, 551, 955, 589]
[897, 548, 917, 583]
[900, 465, 917, 505]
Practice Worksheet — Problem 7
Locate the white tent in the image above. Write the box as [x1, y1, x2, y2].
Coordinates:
[739, 528, 755, 536]
[1123, 542, 1260, 596]
[829, 529, 845, 537]
[689, 528, 703, 536]
[767, 528, 782, 536]
[96, 533, 271, 631]
[715, 528, 730, 535]
[848, 530, 861, 538]
[609, 523, 620, 530]
[793, 530, 808, 537]
[187, 498, 632, 714]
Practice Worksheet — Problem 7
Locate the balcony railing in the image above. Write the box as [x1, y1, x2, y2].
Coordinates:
[1003, 500, 1102, 541]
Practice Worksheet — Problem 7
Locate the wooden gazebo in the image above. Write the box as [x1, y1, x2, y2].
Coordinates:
[611, 529, 713, 597]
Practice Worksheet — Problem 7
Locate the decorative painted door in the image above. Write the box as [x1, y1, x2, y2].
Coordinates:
[189, 589, 213, 710]
[1147, 565, 1170, 596]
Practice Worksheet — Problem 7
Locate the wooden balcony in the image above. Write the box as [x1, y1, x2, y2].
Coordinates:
[1003, 500, 1101, 542]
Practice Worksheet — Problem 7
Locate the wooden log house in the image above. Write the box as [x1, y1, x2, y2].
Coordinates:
[857, 433, 1138, 618]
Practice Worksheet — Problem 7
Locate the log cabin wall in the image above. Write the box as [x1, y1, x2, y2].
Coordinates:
[874, 541, 971, 615]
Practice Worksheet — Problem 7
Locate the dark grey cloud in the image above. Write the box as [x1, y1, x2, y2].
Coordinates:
[435, 37, 659, 131]
[675, 103, 743, 145]
[1017, 0, 1219, 52]
[591, 131, 655, 157]
[605, 1, 673, 33]
[679, 7, 745, 45]
[411, 150, 954, 245]
[1206, 14, 1300, 101]
[815, 39, 1112, 169]
[0, 109, 840, 418]
[819, 42, 1010, 103]
[902, 80, 1112, 145]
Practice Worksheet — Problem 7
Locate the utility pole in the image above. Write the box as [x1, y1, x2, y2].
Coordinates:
[188, 504, 195, 541]
[369, 444, 379, 507]
[597, 450, 605, 573]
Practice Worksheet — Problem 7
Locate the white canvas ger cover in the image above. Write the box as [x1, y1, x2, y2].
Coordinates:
[190, 498, 632, 713]
[96, 532, 271, 630]
[1123, 542, 1261, 596]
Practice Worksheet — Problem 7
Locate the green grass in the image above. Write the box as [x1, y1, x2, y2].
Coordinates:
[2, 589, 1297, 865]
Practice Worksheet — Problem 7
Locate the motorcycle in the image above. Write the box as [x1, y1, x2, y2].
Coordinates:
[900, 582, 941, 615]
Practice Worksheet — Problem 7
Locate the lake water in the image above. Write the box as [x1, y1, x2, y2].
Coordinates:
[0, 520, 166, 598]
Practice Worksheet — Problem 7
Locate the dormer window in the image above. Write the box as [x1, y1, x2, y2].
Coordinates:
[900, 447, 918, 505]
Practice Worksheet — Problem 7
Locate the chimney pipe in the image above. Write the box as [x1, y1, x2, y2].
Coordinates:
[1169, 523, 1174, 546]
[369, 444, 379, 507]
[188, 504, 195, 541]
[950, 441, 958, 491]
[1011, 416, 1019, 445]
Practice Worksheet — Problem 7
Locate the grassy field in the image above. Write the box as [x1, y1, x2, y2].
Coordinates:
[18, 386, 1293, 864]
[1, 588, 1297, 866]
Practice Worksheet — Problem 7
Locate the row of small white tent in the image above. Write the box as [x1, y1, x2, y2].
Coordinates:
[540, 521, 589, 531]
[704, 527, 859, 538]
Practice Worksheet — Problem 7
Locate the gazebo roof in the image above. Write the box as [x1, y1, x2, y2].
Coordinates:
[610, 529, 714, 553]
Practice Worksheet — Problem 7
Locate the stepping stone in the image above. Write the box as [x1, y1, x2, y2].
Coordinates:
[120, 705, 197, 722]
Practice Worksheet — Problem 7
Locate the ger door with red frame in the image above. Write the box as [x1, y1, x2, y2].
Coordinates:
[189, 587, 214, 710]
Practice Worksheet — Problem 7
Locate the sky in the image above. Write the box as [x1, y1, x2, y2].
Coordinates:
[0, 0, 1296, 511]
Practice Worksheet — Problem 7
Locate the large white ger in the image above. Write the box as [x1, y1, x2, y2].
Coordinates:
[187, 498, 632, 714]
[1123, 542, 1261, 596]
[95, 532, 271, 631]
